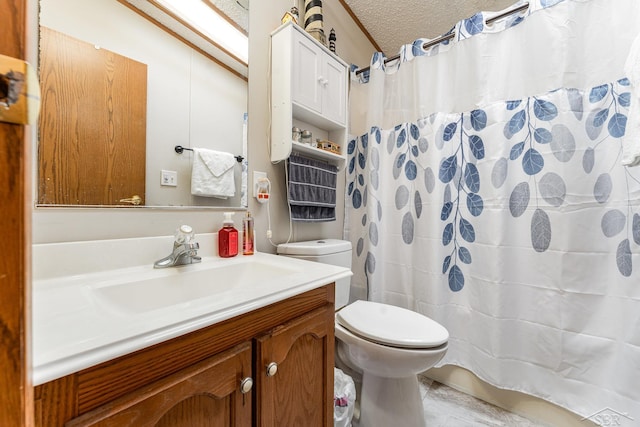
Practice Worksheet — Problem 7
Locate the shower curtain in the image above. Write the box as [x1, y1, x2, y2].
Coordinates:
[345, 0, 640, 421]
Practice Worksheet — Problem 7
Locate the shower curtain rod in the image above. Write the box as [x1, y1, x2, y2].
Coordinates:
[354, 3, 529, 76]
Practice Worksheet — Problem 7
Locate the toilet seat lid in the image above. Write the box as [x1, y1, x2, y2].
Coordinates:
[336, 300, 448, 348]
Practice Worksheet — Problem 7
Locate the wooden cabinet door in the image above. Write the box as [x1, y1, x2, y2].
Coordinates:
[65, 342, 253, 427]
[291, 31, 323, 115]
[255, 305, 335, 427]
[321, 56, 347, 126]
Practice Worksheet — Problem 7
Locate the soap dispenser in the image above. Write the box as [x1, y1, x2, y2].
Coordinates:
[242, 211, 254, 255]
[218, 212, 238, 258]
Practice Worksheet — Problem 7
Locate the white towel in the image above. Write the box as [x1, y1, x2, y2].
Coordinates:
[190, 148, 236, 198]
[622, 32, 640, 166]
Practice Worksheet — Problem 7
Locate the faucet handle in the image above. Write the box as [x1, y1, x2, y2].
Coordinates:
[175, 225, 195, 244]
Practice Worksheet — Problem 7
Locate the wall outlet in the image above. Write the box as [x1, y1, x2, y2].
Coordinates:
[161, 170, 177, 187]
[253, 171, 269, 202]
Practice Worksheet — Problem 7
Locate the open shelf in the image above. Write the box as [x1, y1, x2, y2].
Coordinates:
[291, 141, 346, 168]
[292, 102, 345, 131]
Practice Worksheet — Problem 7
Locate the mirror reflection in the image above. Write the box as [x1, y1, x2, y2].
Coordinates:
[37, 0, 249, 208]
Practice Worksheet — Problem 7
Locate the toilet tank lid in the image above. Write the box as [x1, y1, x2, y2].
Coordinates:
[277, 239, 352, 256]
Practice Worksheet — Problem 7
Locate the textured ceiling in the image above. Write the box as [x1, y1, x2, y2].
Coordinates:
[210, 0, 249, 32]
[342, 0, 520, 55]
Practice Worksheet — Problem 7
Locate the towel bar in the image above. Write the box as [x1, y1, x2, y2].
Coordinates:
[175, 145, 244, 163]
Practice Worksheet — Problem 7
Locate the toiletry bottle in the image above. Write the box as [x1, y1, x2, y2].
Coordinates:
[243, 211, 255, 255]
[218, 212, 238, 258]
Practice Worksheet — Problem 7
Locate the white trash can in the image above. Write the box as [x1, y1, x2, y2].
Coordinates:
[334, 368, 356, 427]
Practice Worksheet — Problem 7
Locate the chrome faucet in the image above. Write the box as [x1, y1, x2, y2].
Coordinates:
[154, 225, 202, 268]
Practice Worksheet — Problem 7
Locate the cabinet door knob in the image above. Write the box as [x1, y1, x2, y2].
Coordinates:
[266, 362, 278, 377]
[240, 377, 253, 393]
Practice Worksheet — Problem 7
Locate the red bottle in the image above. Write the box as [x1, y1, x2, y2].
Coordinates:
[218, 212, 238, 258]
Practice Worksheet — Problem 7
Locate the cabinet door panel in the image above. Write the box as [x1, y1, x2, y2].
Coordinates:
[322, 57, 347, 125]
[65, 342, 252, 427]
[255, 305, 334, 427]
[291, 32, 322, 114]
[155, 394, 229, 427]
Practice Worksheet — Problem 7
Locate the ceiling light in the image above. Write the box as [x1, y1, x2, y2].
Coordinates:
[154, 0, 248, 64]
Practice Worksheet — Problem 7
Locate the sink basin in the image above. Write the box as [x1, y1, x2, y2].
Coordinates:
[33, 235, 353, 386]
[89, 258, 302, 314]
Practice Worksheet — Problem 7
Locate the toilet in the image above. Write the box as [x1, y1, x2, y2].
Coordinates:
[277, 239, 448, 427]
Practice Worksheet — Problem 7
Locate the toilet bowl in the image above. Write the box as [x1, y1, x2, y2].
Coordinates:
[277, 239, 449, 427]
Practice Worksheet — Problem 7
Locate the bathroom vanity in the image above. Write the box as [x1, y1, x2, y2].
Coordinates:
[35, 285, 335, 426]
[32, 235, 350, 426]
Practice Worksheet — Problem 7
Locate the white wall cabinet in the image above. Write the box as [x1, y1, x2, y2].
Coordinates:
[291, 31, 346, 125]
[271, 22, 348, 166]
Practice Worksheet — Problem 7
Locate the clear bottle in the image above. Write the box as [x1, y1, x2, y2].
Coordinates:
[242, 211, 255, 255]
[301, 130, 312, 145]
[218, 212, 238, 258]
[292, 126, 301, 142]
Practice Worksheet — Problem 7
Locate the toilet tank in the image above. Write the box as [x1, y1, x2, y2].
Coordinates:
[277, 239, 352, 309]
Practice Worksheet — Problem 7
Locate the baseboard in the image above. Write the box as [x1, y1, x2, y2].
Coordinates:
[424, 365, 597, 427]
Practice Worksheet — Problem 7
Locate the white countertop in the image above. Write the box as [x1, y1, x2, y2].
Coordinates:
[32, 251, 351, 386]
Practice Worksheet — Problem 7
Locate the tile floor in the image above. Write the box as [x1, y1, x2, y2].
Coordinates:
[418, 375, 545, 427]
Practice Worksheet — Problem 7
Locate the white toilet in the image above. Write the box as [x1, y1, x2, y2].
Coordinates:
[277, 239, 448, 427]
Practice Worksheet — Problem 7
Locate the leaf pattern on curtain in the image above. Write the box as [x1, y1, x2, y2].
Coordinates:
[346, 78, 640, 290]
[582, 77, 635, 276]
[436, 112, 486, 291]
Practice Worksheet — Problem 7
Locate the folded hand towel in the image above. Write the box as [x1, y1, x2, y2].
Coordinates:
[622, 32, 640, 166]
[191, 148, 236, 198]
